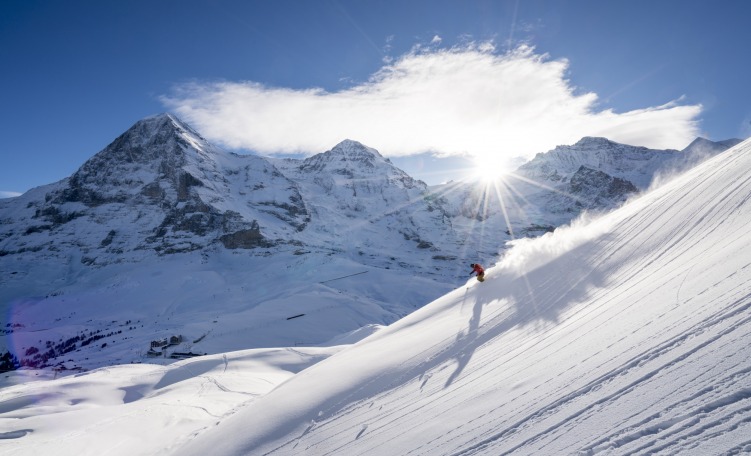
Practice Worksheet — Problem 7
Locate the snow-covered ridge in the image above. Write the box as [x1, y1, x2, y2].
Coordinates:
[520, 136, 673, 189]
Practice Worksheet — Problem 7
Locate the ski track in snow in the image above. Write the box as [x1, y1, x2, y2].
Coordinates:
[321, 285, 750, 456]
[259, 272, 751, 456]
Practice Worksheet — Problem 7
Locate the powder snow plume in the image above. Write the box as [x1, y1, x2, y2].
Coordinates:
[497, 212, 613, 277]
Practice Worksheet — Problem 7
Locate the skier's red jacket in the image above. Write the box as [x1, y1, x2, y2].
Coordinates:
[471, 264, 485, 275]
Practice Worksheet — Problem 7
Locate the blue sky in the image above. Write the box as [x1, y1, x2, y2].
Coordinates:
[2, 0, 750, 196]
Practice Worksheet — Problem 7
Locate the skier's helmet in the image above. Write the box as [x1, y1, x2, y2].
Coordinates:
[470, 263, 476, 267]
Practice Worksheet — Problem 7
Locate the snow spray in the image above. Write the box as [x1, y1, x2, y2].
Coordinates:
[497, 212, 613, 277]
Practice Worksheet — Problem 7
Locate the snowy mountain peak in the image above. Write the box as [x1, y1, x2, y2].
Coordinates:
[71, 112, 215, 182]
[296, 140, 423, 197]
[300, 139, 387, 173]
[573, 136, 616, 148]
[330, 138, 384, 158]
[570, 136, 662, 154]
[54, 113, 224, 210]
[0, 114, 305, 261]
[117, 112, 199, 148]
[681, 136, 744, 156]
[140, 111, 184, 129]
[520, 137, 681, 189]
[684, 137, 716, 149]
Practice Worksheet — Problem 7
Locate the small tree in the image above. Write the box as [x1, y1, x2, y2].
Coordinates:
[0, 351, 19, 372]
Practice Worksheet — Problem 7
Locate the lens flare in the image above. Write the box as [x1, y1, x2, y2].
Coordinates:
[470, 154, 512, 182]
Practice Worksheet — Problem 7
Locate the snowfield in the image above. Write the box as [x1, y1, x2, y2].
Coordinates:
[0, 346, 345, 454]
[1, 136, 750, 455]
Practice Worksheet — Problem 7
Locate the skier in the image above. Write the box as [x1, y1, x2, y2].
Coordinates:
[469, 263, 485, 282]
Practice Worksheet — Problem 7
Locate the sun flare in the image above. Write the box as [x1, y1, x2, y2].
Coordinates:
[470, 155, 511, 182]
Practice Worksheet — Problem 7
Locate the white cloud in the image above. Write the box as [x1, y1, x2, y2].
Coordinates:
[0, 191, 22, 199]
[161, 44, 702, 162]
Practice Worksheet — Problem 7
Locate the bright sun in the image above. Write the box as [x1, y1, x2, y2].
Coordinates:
[470, 155, 511, 182]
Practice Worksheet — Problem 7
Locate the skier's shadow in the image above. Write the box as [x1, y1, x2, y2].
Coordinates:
[445, 292, 487, 386]
[444, 241, 608, 388]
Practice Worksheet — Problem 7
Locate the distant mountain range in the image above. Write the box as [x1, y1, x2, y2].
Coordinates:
[0, 113, 741, 370]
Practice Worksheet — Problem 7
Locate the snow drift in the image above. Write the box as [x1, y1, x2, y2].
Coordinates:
[179, 138, 751, 455]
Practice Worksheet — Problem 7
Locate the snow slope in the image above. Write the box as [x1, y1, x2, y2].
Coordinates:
[177, 138, 751, 455]
[0, 346, 344, 455]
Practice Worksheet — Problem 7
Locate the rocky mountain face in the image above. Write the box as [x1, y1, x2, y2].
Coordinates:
[517, 136, 677, 188]
[270, 140, 458, 268]
[1, 115, 311, 264]
[517, 135, 742, 191]
[516, 136, 741, 214]
[568, 166, 639, 207]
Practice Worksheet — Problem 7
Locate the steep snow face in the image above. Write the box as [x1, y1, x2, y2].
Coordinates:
[181, 138, 751, 455]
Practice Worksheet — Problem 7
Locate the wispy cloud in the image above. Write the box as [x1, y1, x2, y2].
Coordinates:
[161, 43, 701, 162]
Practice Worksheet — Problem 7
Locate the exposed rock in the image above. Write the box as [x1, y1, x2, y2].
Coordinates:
[219, 221, 274, 249]
[569, 166, 638, 207]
